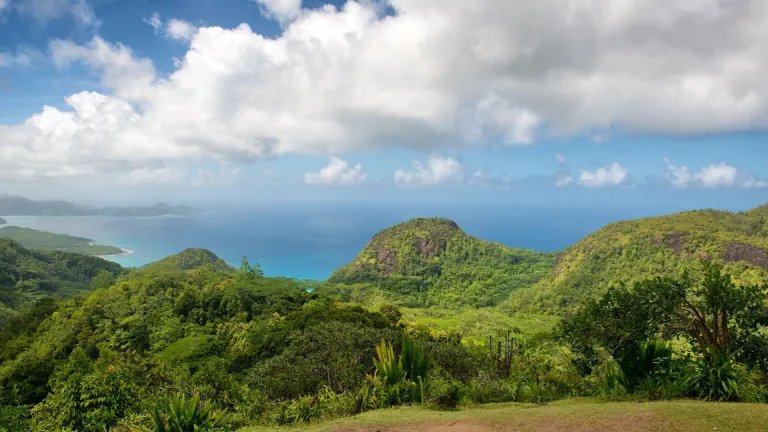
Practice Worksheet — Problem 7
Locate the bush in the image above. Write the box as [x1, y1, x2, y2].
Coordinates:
[683, 351, 746, 401]
[615, 340, 673, 394]
[428, 376, 465, 409]
[132, 392, 230, 432]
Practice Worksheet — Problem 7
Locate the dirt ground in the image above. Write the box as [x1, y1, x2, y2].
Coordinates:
[332, 412, 672, 432]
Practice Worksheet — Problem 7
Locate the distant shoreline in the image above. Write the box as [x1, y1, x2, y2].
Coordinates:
[99, 248, 134, 258]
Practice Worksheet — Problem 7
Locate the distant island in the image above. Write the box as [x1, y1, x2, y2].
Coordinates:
[0, 194, 199, 217]
[0, 226, 125, 256]
[0, 217, 5, 225]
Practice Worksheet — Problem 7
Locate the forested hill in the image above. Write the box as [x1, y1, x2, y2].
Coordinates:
[141, 248, 235, 273]
[505, 204, 768, 314]
[329, 218, 555, 307]
[0, 239, 123, 322]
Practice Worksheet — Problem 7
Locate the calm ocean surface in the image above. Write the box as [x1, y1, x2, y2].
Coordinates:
[0, 203, 698, 280]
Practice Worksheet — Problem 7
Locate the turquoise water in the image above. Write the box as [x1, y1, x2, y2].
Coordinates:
[0, 203, 698, 280]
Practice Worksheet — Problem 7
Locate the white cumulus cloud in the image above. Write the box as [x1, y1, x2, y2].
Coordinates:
[143, 13, 197, 41]
[166, 19, 198, 41]
[395, 155, 465, 187]
[253, 0, 302, 23]
[662, 158, 766, 188]
[304, 157, 367, 185]
[4, 0, 768, 182]
[693, 162, 738, 187]
[579, 162, 629, 187]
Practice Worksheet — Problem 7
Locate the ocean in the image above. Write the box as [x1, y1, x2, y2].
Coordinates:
[0, 202, 705, 280]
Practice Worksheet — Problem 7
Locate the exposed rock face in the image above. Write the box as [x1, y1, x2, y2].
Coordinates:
[666, 233, 685, 253]
[723, 243, 768, 271]
[375, 247, 398, 273]
[417, 237, 446, 259]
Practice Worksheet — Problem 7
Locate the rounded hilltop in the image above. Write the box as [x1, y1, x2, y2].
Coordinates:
[329, 217, 555, 308]
[141, 248, 235, 273]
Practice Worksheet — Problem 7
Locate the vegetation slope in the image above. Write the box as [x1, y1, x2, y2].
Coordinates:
[0, 226, 123, 256]
[141, 248, 236, 273]
[329, 218, 555, 308]
[0, 239, 123, 323]
[505, 204, 768, 313]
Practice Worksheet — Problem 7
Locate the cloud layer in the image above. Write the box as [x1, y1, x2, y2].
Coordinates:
[3, 0, 768, 183]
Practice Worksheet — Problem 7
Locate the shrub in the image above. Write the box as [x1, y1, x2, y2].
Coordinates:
[615, 340, 673, 394]
[373, 340, 405, 386]
[428, 376, 465, 409]
[683, 350, 745, 401]
[131, 392, 230, 432]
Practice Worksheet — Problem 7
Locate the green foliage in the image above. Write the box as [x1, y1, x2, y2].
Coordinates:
[373, 340, 404, 386]
[559, 262, 768, 374]
[0, 226, 124, 256]
[427, 375, 465, 408]
[614, 340, 673, 394]
[0, 238, 123, 325]
[379, 303, 402, 325]
[135, 392, 230, 432]
[253, 322, 401, 400]
[142, 248, 235, 273]
[154, 336, 223, 367]
[507, 206, 768, 313]
[683, 350, 744, 402]
[91, 269, 117, 290]
[30, 347, 138, 432]
[330, 218, 555, 308]
[235, 256, 264, 283]
[400, 337, 430, 382]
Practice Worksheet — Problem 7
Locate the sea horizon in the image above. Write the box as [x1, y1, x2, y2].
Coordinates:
[1, 200, 762, 280]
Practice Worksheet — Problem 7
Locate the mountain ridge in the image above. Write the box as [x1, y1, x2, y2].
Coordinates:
[504, 204, 768, 313]
[0, 195, 198, 217]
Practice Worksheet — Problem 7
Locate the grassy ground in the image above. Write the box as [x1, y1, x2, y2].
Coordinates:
[239, 399, 768, 432]
[401, 308, 559, 345]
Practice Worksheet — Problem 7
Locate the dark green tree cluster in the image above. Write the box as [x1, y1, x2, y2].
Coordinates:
[0, 252, 478, 431]
[559, 262, 768, 401]
[0, 239, 123, 324]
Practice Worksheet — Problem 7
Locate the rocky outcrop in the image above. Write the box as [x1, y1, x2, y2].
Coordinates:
[723, 243, 768, 271]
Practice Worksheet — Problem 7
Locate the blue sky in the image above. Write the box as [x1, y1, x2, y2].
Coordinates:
[0, 0, 767, 209]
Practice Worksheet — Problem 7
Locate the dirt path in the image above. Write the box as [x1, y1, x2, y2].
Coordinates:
[333, 412, 672, 432]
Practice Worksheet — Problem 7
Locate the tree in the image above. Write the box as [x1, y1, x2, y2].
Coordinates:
[91, 269, 116, 290]
[236, 256, 264, 283]
[560, 261, 768, 369]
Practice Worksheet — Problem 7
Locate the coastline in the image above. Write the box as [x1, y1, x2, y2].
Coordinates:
[99, 248, 134, 258]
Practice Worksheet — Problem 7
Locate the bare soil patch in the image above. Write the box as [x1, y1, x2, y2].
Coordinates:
[333, 411, 671, 432]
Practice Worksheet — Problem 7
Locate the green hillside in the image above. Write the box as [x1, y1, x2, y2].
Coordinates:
[0, 239, 123, 322]
[329, 218, 555, 307]
[505, 204, 768, 313]
[141, 247, 236, 273]
[0, 226, 123, 256]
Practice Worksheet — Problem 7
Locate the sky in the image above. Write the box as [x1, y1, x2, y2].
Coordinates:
[0, 0, 767, 209]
